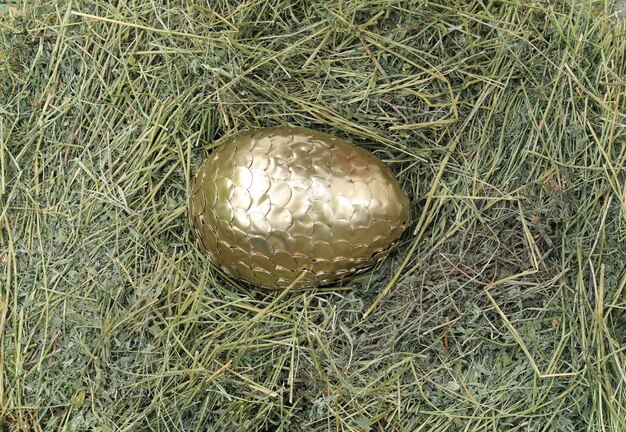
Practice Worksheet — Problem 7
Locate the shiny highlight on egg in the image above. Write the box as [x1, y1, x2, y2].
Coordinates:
[189, 126, 410, 289]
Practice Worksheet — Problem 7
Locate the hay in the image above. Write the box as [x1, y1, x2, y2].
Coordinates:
[1, 0, 625, 430]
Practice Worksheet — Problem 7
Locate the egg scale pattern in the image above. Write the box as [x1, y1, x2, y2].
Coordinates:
[190, 127, 410, 289]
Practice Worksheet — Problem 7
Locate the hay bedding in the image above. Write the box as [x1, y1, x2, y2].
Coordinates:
[0, 1, 625, 430]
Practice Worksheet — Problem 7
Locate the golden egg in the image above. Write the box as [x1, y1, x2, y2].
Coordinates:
[189, 126, 410, 289]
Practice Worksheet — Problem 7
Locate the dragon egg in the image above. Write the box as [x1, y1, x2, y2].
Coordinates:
[189, 126, 410, 289]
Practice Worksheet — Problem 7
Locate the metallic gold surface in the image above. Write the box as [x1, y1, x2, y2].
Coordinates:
[189, 126, 410, 289]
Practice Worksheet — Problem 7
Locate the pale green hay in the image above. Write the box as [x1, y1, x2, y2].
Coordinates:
[1, 0, 625, 431]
